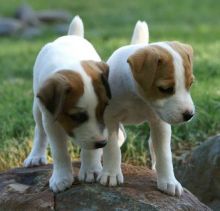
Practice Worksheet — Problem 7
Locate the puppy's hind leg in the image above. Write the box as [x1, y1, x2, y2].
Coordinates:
[148, 136, 156, 170]
[79, 149, 103, 183]
[24, 99, 48, 167]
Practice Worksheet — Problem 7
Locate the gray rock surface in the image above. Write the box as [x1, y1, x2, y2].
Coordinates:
[0, 162, 210, 210]
[0, 18, 23, 36]
[14, 3, 39, 26]
[0, 4, 72, 37]
[21, 26, 43, 39]
[176, 134, 220, 211]
[53, 23, 69, 35]
[37, 10, 71, 24]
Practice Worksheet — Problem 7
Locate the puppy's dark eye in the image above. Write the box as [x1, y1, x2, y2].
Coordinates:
[158, 87, 174, 94]
[70, 112, 88, 123]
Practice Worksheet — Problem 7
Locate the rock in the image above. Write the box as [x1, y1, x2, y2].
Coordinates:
[14, 3, 39, 26]
[7, 183, 30, 193]
[37, 10, 71, 24]
[53, 23, 69, 35]
[0, 162, 210, 211]
[21, 26, 43, 39]
[175, 134, 220, 210]
[0, 18, 23, 36]
[0, 165, 54, 210]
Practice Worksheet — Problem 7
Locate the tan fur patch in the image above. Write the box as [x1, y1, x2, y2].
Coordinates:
[168, 41, 194, 90]
[37, 70, 84, 134]
[128, 45, 175, 101]
[81, 61, 109, 123]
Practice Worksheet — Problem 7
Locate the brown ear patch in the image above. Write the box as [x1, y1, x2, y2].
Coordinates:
[127, 46, 159, 90]
[37, 70, 84, 134]
[95, 61, 109, 78]
[81, 60, 110, 123]
[127, 45, 175, 100]
[167, 41, 194, 89]
[37, 73, 70, 118]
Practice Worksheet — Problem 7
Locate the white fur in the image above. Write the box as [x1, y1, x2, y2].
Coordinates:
[24, 16, 105, 192]
[98, 26, 194, 196]
[131, 20, 149, 44]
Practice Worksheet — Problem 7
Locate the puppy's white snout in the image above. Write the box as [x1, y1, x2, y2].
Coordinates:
[182, 110, 194, 121]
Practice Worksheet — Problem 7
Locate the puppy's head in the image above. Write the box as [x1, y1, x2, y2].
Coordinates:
[37, 61, 110, 149]
[127, 41, 195, 124]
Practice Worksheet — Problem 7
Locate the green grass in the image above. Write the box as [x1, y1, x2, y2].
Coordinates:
[0, 0, 220, 170]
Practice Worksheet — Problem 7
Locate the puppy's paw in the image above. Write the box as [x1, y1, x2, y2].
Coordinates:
[24, 155, 47, 167]
[157, 177, 183, 197]
[79, 164, 102, 183]
[98, 169, 124, 186]
[49, 171, 74, 193]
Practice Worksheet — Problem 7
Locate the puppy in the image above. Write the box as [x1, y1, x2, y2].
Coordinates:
[24, 16, 111, 192]
[98, 21, 195, 196]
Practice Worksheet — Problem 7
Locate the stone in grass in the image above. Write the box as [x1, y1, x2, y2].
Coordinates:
[0, 162, 210, 211]
[175, 134, 220, 211]
[0, 17, 23, 36]
[53, 23, 69, 35]
[21, 26, 43, 39]
[14, 3, 39, 26]
[37, 10, 71, 24]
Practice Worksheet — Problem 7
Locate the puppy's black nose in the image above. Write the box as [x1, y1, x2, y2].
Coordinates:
[183, 111, 194, 121]
[94, 140, 107, 149]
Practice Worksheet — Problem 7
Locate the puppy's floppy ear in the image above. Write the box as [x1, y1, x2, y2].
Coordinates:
[81, 60, 111, 99]
[95, 61, 109, 79]
[182, 43, 193, 56]
[100, 73, 111, 99]
[95, 61, 111, 99]
[127, 47, 159, 88]
[37, 76, 70, 119]
[169, 41, 193, 64]
[181, 43, 193, 65]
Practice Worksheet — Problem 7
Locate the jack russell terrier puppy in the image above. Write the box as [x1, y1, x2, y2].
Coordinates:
[24, 16, 112, 192]
[98, 21, 195, 196]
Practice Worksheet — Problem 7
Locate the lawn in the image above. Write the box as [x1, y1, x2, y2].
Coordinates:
[0, 0, 219, 170]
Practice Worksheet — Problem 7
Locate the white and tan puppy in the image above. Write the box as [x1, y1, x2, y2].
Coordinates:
[24, 16, 111, 192]
[98, 21, 195, 196]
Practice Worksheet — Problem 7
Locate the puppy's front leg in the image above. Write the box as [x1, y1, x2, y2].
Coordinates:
[41, 111, 73, 192]
[98, 123, 124, 186]
[149, 120, 183, 196]
[79, 149, 102, 183]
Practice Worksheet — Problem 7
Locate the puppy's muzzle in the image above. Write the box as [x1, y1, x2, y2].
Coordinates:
[94, 140, 107, 149]
[183, 111, 194, 121]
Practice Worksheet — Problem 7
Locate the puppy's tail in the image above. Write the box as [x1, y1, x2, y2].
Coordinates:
[130, 20, 149, 44]
[68, 15, 84, 37]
